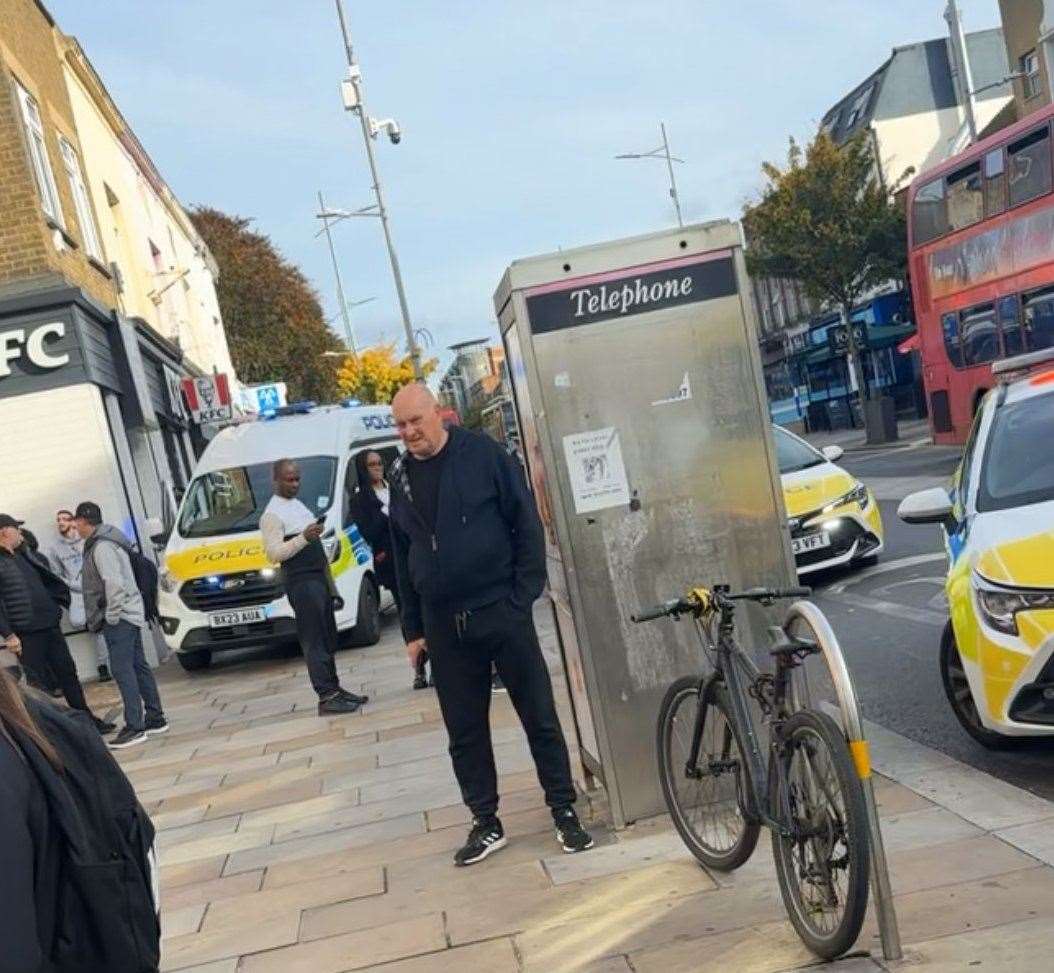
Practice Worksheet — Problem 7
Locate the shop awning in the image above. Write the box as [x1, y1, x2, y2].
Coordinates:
[864, 322, 916, 351]
[898, 333, 920, 355]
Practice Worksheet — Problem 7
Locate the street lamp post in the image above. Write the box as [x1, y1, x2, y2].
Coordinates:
[317, 190, 358, 355]
[616, 121, 685, 227]
[333, 0, 423, 379]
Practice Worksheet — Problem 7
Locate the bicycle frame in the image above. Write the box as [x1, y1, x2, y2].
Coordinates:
[685, 615, 799, 837]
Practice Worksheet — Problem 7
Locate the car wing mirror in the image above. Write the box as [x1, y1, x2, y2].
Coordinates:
[897, 487, 958, 532]
[821, 444, 844, 462]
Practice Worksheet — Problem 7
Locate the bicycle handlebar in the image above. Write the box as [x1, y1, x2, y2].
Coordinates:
[631, 585, 811, 623]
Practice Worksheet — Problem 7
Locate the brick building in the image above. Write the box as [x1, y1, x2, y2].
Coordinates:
[0, 0, 236, 674]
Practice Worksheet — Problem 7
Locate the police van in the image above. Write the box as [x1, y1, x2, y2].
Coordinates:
[150, 402, 401, 671]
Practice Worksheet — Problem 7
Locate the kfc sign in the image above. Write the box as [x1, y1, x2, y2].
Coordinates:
[0, 321, 70, 378]
[181, 374, 233, 425]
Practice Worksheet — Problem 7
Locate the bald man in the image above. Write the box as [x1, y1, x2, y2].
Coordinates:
[261, 459, 367, 715]
[389, 383, 593, 866]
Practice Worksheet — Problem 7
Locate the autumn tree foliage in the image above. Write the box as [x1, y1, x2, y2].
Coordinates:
[190, 207, 343, 403]
[335, 343, 437, 404]
[743, 132, 906, 404]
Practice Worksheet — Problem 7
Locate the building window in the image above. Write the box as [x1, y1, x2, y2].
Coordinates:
[845, 86, 873, 129]
[1021, 50, 1042, 100]
[14, 81, 63, 226]
[58, 138, 103, 261]
[1007, 126, 1052, 207]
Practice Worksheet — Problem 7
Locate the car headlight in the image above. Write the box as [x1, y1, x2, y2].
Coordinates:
[974, 574, 1054, 635]
[822, 482, 869, 515]
[158, 567, 178, 593]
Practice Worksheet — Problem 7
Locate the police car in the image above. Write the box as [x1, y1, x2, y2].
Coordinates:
[899, 349, 1054, 747]
[774, 426, 884, 575]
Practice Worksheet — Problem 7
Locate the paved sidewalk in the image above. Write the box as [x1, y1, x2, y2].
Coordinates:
[799, 417, 932, 454]
[87, 606, 1054, 972]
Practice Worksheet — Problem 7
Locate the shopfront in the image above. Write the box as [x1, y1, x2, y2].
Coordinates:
[0, 284, 199, 676]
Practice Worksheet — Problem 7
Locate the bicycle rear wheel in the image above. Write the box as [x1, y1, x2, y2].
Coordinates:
[770, 708, 870, 960]
[657, 676, 759, 871]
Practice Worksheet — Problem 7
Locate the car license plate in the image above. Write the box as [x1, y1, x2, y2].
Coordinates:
[208, 607, 267, 628]
[792, 532, 831, 556]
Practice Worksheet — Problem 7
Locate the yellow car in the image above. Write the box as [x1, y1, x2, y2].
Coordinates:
[774, 425, 884, 575]
[899, 351, 1054, 747]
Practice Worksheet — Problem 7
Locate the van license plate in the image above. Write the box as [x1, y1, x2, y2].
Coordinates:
[791, 533, 831, 556]
[209, 607, 267, 628]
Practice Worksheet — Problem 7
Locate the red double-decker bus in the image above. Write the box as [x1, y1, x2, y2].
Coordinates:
[907, 104, 1054, 444]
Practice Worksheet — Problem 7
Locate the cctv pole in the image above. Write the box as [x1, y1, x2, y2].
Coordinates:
[317, 190, 357, 355]
[660, 122, 684, 227]
[333, 0, 423, 379]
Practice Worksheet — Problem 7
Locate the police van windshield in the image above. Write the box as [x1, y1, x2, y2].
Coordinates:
[773, 426, 826, 475]
[178, 456, 337, 538]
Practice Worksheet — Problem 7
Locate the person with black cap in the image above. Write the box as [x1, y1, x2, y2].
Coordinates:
[0, 514, 115, 735]
[73, 502, 167, 749]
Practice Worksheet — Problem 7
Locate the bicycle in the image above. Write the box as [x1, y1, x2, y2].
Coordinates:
[632, 584, 870, 960]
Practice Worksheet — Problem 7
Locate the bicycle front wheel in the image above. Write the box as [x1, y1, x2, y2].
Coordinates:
[770, 708, 870, 960]
[657, 676, 759, 871]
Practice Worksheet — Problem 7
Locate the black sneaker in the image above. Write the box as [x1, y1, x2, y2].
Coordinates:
[144, 716, 169, 736]
[412, 673, 428, 690]
[338, 689, 369, 705]
[93, 716, 117, 735]
[319, 693, 363, 715]
[454, 816, 507, 866]
[553, 807, 594, 853]
[97, 664, 112, 683]
[108, 727, 147, 750]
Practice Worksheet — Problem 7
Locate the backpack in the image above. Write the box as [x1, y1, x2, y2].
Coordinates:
[16, 699, 160, 972]
[94, 538, 161, 623]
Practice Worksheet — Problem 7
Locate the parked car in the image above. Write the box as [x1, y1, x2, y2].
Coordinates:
[899, 351, 1054, 747]
[774, 425, 884, 575]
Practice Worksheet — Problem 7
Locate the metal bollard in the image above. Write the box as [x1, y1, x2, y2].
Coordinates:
[784, 601, 903, 963]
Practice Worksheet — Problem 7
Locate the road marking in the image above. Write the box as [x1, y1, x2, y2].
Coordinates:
[821, 589, 947, 627]
[827, 552, 947, 594]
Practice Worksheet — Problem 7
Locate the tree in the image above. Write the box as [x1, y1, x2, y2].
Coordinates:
[334, 342, 436, 404]
[743, 132, 906, 425]
[190, 207, 343, 403]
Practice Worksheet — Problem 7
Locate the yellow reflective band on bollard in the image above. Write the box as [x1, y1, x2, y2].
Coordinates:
[849, 739, 871, 779]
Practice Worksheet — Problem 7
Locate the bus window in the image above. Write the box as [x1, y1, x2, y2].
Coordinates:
[1022, 287, 1054, 351]
[959, 303, 1000, 366]
[942, 312, 964, 367]
[983, 148, 1007, 216]
[946, 161, 983, 230]
[912, 178, 948, 244]
[1007, 127, 1053, 207]
[998, 295, 1023, 357]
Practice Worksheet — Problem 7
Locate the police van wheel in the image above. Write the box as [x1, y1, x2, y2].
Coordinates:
[347, 579, 381, 647]
[939, 624, 1014, 750]
[177, 649, 212, 672]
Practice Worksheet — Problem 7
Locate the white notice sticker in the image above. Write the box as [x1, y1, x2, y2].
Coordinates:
[562, 427, 631, 514]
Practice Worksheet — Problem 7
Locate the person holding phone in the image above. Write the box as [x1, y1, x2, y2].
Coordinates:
[260, 459, 367, 715]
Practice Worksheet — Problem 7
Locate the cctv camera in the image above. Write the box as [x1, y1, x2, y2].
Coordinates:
[388, 122, 402, 145]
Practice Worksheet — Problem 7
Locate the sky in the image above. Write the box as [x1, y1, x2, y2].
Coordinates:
[48, 0, 1002, 369]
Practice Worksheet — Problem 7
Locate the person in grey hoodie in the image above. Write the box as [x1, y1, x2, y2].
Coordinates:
[73, 502, 167, 750]
[44, 508, 111, 683]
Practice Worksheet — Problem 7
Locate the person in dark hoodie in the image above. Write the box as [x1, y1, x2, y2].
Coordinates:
[73, 503, 167, 750]
[0, 515, 114, 735]
[389, 383, 593, 867]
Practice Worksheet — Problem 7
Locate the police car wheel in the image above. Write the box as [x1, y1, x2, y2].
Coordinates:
[939, 624, 1016, 751]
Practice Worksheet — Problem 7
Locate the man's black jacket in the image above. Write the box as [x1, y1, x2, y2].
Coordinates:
[388, 425, 546, 640]
[0, 546, 70, 638]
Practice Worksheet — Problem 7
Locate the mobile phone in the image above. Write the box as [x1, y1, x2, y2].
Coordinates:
[314, 514, 326, 525]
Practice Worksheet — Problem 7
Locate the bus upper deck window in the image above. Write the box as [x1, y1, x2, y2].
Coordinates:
[946, 161, 983, 231]
[913, 179, 948, 244]
[983, 148, 1007, 216]
[1008, 127, 1052, 206]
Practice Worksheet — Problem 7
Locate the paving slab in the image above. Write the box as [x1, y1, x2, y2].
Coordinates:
[356, 938, 520, 972]
[994, 816, 1054, 867]
[894, 914, 1054, 969]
